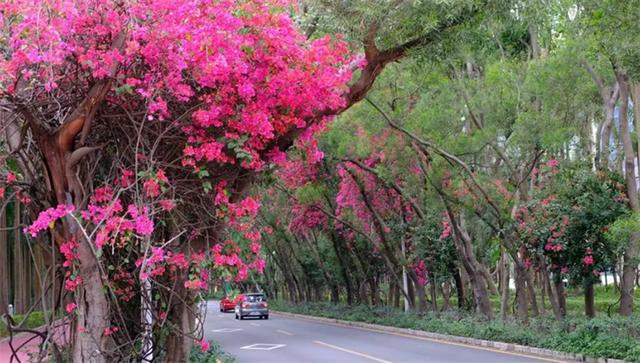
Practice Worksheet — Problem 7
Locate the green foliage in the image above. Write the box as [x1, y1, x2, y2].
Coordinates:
[189, 340, 235, 363]
[606, 212, 640, 255]
[0, 311, 46, 338]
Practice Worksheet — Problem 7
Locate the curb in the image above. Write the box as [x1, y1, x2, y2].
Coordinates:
[271, 310, 628, 363]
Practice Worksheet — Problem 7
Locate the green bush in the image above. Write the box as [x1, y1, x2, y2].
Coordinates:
[189, 340, 235, 363]
[270, 301, 640, 362]
[0, 311, 46, 338]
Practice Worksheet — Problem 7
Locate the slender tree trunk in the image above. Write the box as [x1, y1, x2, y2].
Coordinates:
[0, 209, 8, 314]
[541, 261, 562, 320]
[429, 279, 438, 312]
[415, 281, 427, 312]
[499, 251, 510, 320]
[584, 283, 595, 318]
[441, 281, 451, 311]
[369, 276, 380, 306]
[538, 270, 546, 315]
[392, 278, 400, 309]
[526, 271, 539, 317]
[453, 268, 465, 310]
[553, 277, 566, 318]
[445, 210, 493, 318]
[616, 73, 639, 316]
[13, 201, 29, 314]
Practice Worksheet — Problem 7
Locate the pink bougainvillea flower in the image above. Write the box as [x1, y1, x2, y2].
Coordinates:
[144, 179, 161, 198]
[198, 339, 209, 352]
[66, 302, 77, 314]
[159, 199, 175, 211]
[6, 172, 17, 183]
[103, 326, 119, 336]
[24, 204, 75, 237]
[582, 255, 594, 266]
[546, 159, 559, 168]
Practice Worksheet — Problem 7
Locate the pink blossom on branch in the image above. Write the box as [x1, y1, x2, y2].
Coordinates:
[66, 303, 78, 314]
[24, 204, 75, 237]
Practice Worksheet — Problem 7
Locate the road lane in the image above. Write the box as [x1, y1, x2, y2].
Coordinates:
[203, 301, 570, 363]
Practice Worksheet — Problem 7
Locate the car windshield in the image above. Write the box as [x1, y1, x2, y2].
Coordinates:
[245, 294, 265, 303]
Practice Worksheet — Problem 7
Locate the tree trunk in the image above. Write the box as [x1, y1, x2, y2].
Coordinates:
[72, 238, 111, 363]
[0, 209, 8, 314]
[499, 251, 510, 320]
[526, 271, 539, 317]
[392, 278, 400, 309]
[453, 267, 465, 310]
[553, 277, 566, 318]
[445, 210, 493, 318]
[165, 295, 196, 363]
[415, 281, 427, 312]
[584, 283, 595, 318]
[541, 261, 563, 320]
[429, 280, 438, 312]
[13, 201, 29, 314]
[441, 281, 451, 311]
[330, 285, 339, 304]
[369, 277, 380, 306]
[514, 264, 529, 323]
[616, 74, 639, 316]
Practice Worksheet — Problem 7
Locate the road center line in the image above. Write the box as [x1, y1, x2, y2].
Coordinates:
[276, 329, 293, 336]
[250, 322, 261, 327]
[314, 340, 393, 363]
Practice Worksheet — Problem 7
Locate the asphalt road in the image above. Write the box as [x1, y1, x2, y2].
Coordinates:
[203, 301, 570, 363]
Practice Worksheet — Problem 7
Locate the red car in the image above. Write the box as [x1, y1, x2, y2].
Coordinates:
[219, 294, 243, 312]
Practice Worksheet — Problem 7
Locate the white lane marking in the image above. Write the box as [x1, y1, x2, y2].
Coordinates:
[250, 322, 261, 327]
[314, 340, 393, 363]
[240, 343, 286, 351]
[276, 329, 293, 336]
[211, 328, 242, 333]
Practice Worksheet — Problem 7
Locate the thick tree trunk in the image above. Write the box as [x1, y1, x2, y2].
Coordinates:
[72, 238, 111, 363]
[514, 264, 529, 323]
[165, 299, 196, 363]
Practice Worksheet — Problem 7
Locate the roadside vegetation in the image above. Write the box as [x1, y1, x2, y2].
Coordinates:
[271, 288, 640, 361]
[189, 340, 235, 363]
